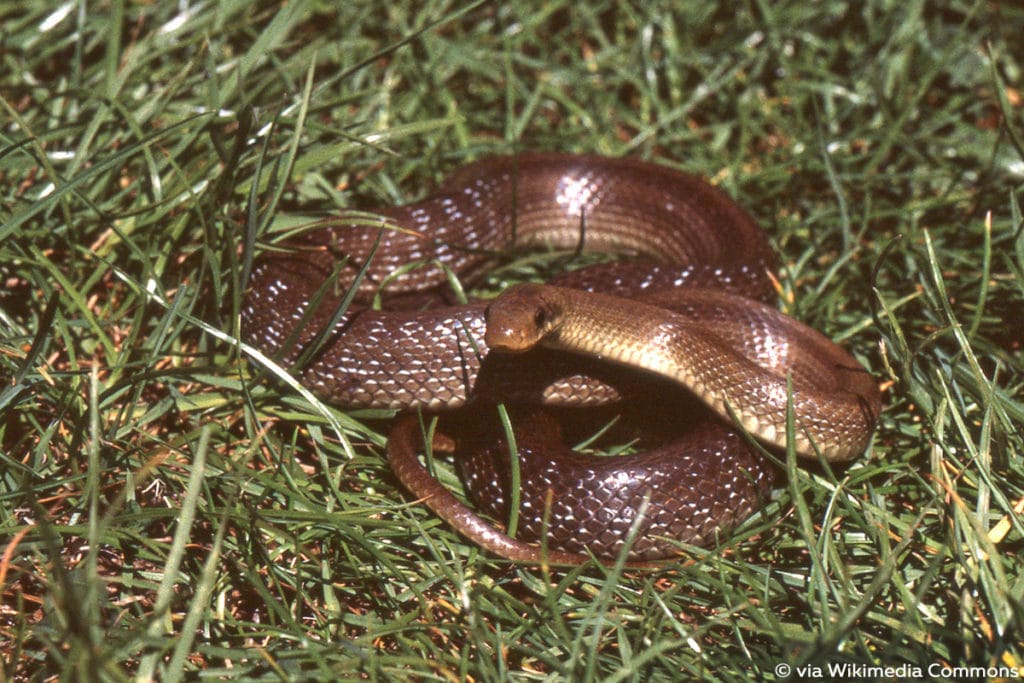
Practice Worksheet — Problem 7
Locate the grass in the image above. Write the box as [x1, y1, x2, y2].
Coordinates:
[2, 0, 1023, 679]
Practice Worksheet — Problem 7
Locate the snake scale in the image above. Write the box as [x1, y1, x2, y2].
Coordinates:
[242, 153, 881, 564]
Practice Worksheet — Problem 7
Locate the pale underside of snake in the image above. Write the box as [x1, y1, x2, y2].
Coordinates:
[242, 153, 881, 565]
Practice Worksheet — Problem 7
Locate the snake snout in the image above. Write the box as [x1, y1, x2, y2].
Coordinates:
[484, 322, 533, 353]
[483, 309, 540, 353]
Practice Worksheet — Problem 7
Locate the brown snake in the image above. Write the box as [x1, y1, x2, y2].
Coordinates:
[242, 153, 881, 564]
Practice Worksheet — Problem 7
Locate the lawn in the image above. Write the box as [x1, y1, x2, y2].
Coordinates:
[2, 0, 1022, 680]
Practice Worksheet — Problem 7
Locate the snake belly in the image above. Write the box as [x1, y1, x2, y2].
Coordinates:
[242, 153, 881, 563]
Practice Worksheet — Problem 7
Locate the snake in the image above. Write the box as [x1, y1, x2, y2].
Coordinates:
[242, 152, 881, 564]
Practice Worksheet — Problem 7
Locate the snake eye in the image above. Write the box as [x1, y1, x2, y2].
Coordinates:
[533, 307, 547, 329]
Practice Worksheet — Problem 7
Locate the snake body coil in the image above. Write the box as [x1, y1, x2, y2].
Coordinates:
[243, 153, 881, 563]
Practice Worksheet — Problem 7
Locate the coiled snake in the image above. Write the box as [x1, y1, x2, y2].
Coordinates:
[243, 153, 880, 564]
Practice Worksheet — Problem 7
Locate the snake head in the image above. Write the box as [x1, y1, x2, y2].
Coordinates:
[485, 283, 562, 353]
